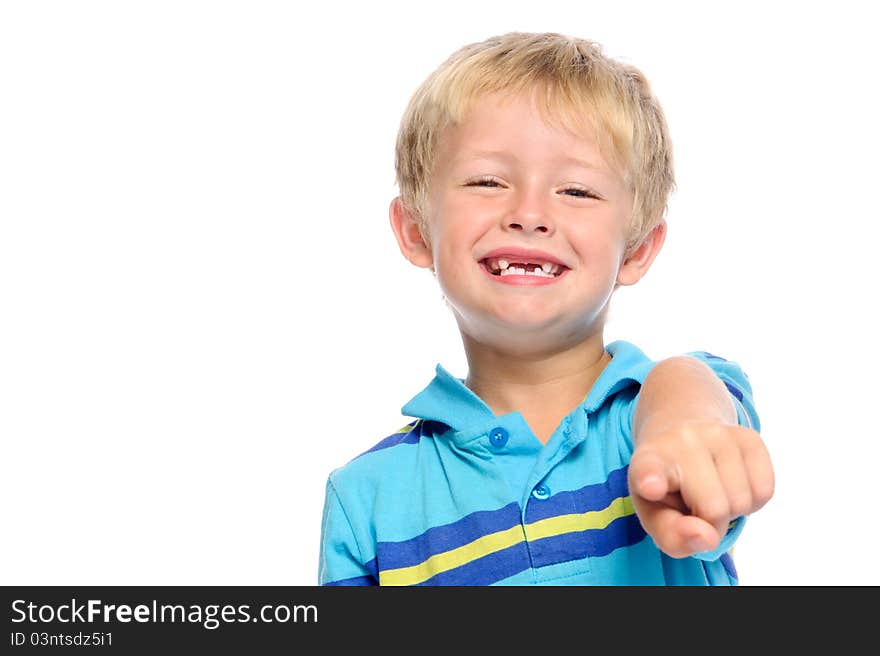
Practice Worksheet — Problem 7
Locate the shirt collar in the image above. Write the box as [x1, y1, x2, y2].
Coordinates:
[400, 340, 655, 432]
[400, 362, 496, 432]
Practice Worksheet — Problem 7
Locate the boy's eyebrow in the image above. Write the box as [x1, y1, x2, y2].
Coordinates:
[454, 149, 605, 171]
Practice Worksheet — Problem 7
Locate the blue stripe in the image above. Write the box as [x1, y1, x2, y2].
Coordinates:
[526, 466, 629, 523]
[417, 542, 533, 586]
[359, 421, 421, 456]
[377, 502, 522, 570]
[719, 552, 737, 580]
[723, 381, 744, 402]
[323, 556, 380, 586]
[359, 419, 450, 457]
[530, 513, 647, 567]
[323, 574, 378, 586]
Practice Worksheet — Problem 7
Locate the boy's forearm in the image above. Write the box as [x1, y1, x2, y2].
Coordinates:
[633, 356, 737, 442]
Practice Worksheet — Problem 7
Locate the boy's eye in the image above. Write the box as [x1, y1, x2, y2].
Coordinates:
[466, 177, 503, 188]
[562, 188, 600, 199]
[465, 178, 600, 199]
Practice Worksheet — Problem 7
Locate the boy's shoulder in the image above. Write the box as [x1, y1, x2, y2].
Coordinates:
[327, 418, 448, 487]
[361, 418, 454, 456]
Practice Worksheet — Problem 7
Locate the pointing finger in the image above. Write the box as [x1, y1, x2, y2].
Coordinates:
[634, 500, 721, 558]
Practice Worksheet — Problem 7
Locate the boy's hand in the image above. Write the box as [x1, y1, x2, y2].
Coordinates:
[628, 420, 774, 558]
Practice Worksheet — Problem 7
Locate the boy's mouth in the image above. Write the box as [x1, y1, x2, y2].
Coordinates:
[481, 257, 568, 278]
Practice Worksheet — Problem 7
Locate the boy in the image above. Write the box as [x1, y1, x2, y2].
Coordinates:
[318, 32, 774, 585]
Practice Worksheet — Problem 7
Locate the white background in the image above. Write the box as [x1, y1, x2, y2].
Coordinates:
[2, 1, 878, 586]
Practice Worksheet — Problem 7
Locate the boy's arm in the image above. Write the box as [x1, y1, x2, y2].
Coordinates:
[629, 355, 774, 559]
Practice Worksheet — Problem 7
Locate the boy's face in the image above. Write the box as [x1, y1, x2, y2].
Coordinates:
[391, 90, 664, 354]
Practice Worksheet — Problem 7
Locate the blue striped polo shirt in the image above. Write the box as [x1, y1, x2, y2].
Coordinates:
[318, 340, 760, 586]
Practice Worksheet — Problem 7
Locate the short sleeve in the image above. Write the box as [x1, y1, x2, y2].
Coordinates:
[318, 477, 378, 586]
[608, 349, 760, 458]
[685, 351, 760, 432]
[684, 351, 760, 560]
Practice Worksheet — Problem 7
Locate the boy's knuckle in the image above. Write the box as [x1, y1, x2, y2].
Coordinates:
[728, 491, 753, 518]
[753, 478, 775, 507]
[736, 425, 762, 446]
[697, 499, 730, 526]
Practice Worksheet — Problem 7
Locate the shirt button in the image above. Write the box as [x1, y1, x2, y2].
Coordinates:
[488, 427, 509, 448]
[532, 484, 550, 500]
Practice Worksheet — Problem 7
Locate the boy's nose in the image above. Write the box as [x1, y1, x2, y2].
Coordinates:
[504, 206, 554, 235]
[506, 218, 552, 234]
[504, 186, 555, 235]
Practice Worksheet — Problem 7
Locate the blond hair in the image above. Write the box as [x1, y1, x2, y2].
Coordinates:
[394, 31, 675, 250]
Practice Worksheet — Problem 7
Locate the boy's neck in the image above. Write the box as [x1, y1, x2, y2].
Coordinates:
[462, 332, 611, 444]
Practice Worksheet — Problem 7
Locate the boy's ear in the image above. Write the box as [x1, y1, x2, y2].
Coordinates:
[616, 219, 667, 287]
[389, 197, 434, 269]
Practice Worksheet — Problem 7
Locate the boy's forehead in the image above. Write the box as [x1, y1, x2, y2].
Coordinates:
[460, 89, 595, 131]
[439, 91, 619, 176]
[451, 91, 605, 148]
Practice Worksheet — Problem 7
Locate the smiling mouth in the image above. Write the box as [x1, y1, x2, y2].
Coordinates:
[481, 257, 567, 278]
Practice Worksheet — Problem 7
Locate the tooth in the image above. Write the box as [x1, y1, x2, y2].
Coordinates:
[541, 262, 552, 273]
[498, 259, 509, 270]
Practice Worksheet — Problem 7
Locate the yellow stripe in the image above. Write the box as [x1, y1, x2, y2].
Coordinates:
[525, 496, 635, 541]
[379, 495, 634, 586]
[380, 525, 525, 586]
[394, 420, 421, 434]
